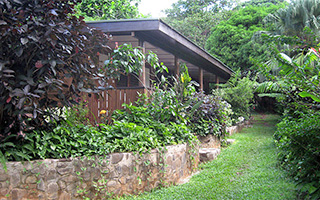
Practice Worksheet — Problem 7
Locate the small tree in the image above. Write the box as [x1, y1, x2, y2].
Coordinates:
[0, 0, 118, 138]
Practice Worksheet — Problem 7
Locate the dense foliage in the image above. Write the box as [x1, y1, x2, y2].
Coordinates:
[261, 49, 320, 199]
[0, 0, 235, 168]
[206, 1, 285, 70]
[0, 0, 121, 139]
[263, 0, 320, 51]
[188, 92, 233, 137]
[275, 112, 320, 198]
[214, 71, 256, 121]
[0, 100, 192, 163]
[75, 0, 141, 21]
[114, 65, 233, 138]
[1, 66, 225, 166]
[164, 0, 233, 48]
[256, 1, 320, 198]
[0, 0, 150, 170]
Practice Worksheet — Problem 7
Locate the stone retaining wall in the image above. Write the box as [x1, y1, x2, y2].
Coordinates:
[197, 120, 252, 149]
[0, 143, 199, 200]
[226, 120, 251, 135]
[197, 135, 220, 149]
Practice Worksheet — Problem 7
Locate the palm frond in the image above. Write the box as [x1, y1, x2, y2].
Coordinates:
[256, 81, 286, 93]
[258, 93, 285, 98]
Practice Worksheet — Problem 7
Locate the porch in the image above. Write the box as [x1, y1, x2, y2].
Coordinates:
[86, 19, 233, 123]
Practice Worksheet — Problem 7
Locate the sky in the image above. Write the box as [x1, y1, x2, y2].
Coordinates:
[138, 0, 179, 18]
[138, 0, 251, 18]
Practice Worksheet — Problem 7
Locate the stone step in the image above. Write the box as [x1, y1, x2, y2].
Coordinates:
[226, 139, 235, 145]
[199, 148, 221, 163]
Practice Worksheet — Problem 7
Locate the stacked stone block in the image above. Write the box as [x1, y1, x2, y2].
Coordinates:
[0, 143, 199, 199]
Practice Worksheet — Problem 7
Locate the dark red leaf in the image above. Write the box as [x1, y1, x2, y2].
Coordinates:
[35, 61, 43, 69]
[6, 97, 12, 103]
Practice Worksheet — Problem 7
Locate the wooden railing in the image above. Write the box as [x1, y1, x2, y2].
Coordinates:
[87, 87, 147, 124]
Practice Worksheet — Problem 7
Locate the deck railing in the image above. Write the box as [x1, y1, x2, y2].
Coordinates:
[87, 87, 147, 124]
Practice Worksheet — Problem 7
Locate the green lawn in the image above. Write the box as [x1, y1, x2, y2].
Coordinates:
[116, 114, 297, 200]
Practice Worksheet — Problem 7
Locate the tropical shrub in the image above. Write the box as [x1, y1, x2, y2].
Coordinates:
[112, 103, 195, 145]
[0, 65, 199, 169]
[214, 70, 256, 122]
[0, 102, 196, 169]
[188, 92, 233, 137]
[113, 65, 233, 138]
[256, 32, 320, 197]
[0, 0, 115, 139]
[274, 112, 320, 198]
[256, 45, 320, 114]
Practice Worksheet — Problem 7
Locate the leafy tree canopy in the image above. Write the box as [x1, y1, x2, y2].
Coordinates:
[165, 0, 233, 19]
[75, 0, 142, 21]
[164, 0, 234, 48]
[206, 1, 285, 70]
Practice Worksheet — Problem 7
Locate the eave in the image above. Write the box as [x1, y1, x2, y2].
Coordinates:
[87, 19, 233, 83]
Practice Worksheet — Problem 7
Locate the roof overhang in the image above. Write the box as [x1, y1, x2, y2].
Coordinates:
[87, 19, 233, 81]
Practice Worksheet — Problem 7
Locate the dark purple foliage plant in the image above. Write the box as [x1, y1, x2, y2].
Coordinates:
[0, 0, 113, 139]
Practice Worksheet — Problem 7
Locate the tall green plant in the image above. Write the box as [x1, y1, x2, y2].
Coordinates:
[214, 70, 256, 121]
[257, 38, 320, 199]
[256, 47, 320, 110]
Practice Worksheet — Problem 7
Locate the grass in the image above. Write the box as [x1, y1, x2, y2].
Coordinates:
[116, 114, 297, 200]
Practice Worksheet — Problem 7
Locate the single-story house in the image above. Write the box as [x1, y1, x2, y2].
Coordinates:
[86, 19, 233, 122]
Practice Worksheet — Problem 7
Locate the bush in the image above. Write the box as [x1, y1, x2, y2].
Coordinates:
[0, 63, 231, 170]
[0, 0, 112, 138]
[274, 111, 320, 198]
[112, 103, 195, 145]
[113, 66, 233, 138]
[188, 92, 233, 137]
[214, 70, 256, 122]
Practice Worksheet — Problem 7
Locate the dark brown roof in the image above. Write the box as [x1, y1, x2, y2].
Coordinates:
[87, 19, 233, 81]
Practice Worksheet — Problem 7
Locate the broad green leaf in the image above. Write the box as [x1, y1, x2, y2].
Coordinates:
[298, 91, 320, 102]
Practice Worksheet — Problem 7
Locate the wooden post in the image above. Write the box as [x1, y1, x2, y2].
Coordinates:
[199, 67, 203, 91]
[138, 39, 146, 87]
[215, 75, 220, 88]
[204, 81, 210, 94]
[174, 56, 180, 79]
[127, 74, 131, 87]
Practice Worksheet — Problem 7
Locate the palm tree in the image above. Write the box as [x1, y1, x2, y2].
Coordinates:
[264, 0, 320, 46]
